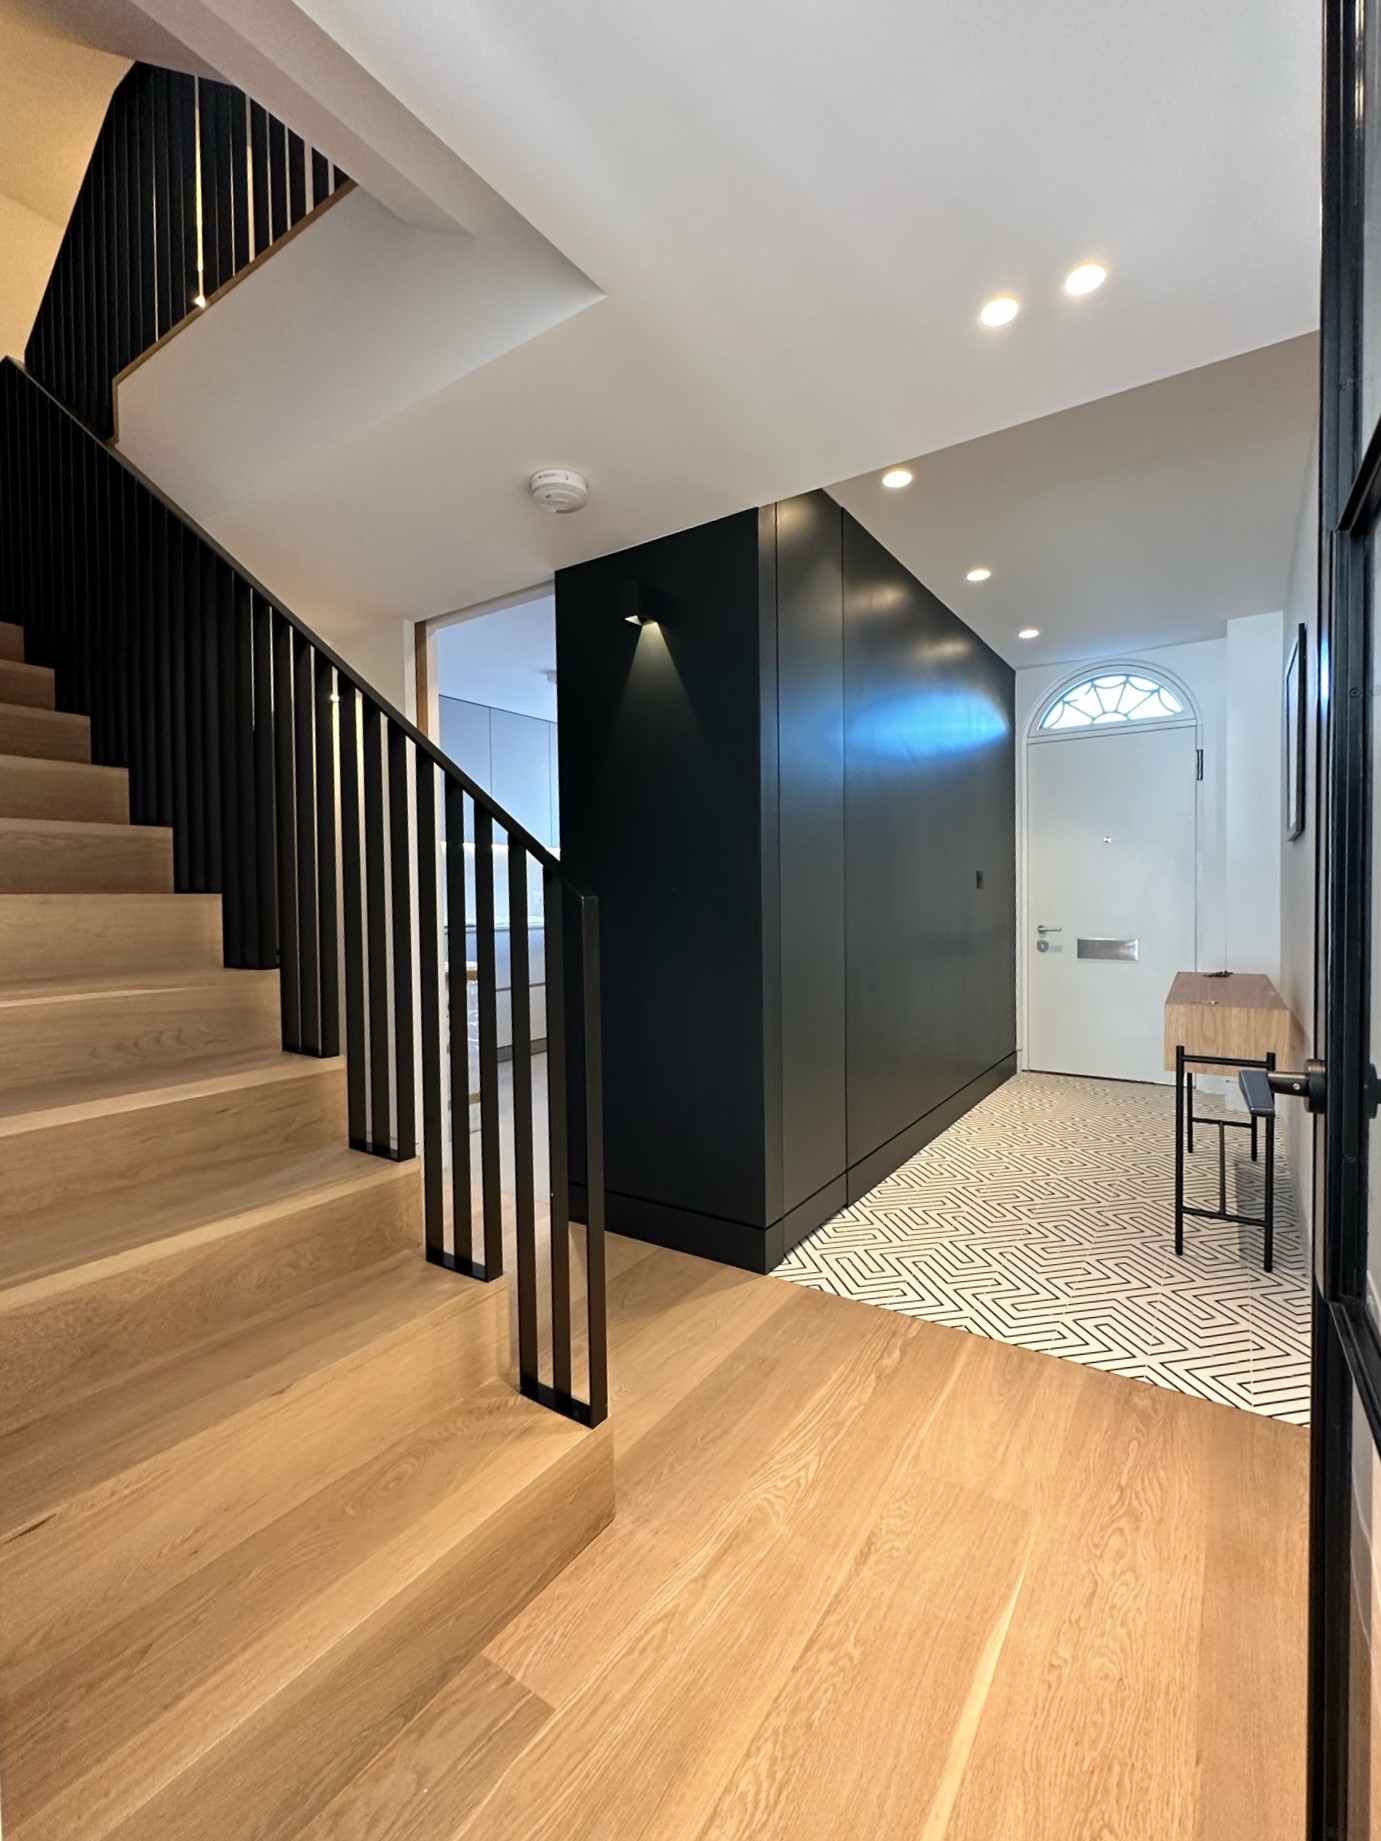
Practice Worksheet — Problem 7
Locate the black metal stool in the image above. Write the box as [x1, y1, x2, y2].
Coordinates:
[1173, 1045, 1276, 1271]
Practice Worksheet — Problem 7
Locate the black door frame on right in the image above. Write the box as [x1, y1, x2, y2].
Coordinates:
[1313, 0, 1381, 1830]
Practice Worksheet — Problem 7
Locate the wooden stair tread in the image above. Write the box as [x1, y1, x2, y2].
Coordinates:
[4, 1383, 590, 1839]
[0, 814, 171, 893]
[0, 1133, 372, 1292]
[0, 1254, 472, 1549]
[0, 622, 23, 661]
[0, 661, 55, 708]
[0, 1045, 339, 1128]
[0, 967, 276, 1005]
[0, 703, 90, 762]
[0, 893, 224, 978]
[0, 1140, 413, 1294]
[0, 755, 129, 823]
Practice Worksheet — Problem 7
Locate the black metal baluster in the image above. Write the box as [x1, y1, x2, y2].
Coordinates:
[388, 722, 416, 1161]
[251, 591, 277, 969]
[311, 148, 330, 208]
[416, 760, 444, 1256]
[581, 895, 608, 1426]
[544, 870, 573, 1402]
[229, 90, 250, 274]
[216, 559, 244, 965]
[292, 628, 320, 1053]
[269, 116, 288, 241]
[473, 805, 503, 1275]
[444, 781, 475, 1271]
[510, 840, 538, 1391]
[287, 130, 307, 224]
[314, 651, 340, 1057]
[272, 611, 300, 1050]
[362, 705, 390, 1150]
[249, 102, 271, 258]
[338, 682, 368, 1147]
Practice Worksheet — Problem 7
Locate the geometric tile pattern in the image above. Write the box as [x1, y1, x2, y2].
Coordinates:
[776, 1072, 1312, 1424]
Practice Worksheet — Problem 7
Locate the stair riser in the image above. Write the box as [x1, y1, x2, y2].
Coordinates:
[0, 663, 55, 710]
[0, 707, 90, 762]
[0, 1169, 421, 1435]
[0, 1284, 508, 1682]
[0, 1064, 347, 1231]
[19, 1419, 610, 1841]
[0, 824, 173, 894]
[0, 895, 224, 979]
[0, 758, 129, 824]
[0, 623, 23, 662]
[0, 973, 281, 1105]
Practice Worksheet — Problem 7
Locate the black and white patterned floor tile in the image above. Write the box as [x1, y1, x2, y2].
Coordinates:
[776, 1072, 1311, 1424]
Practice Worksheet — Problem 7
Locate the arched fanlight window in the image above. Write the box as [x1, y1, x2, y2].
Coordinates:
[1039, 672, 1185, 732]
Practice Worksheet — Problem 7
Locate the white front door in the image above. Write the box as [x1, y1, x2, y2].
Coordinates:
[1026, 722, 1197, 1083]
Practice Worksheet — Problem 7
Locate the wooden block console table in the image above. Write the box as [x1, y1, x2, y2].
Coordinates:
[1163, 972, 1293, 1272]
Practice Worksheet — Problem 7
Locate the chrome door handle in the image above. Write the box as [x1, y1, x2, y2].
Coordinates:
[1036, 925, 1061, 935]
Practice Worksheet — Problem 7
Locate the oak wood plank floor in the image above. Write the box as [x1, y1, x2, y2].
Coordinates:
[329, 1234, 1309, 1841]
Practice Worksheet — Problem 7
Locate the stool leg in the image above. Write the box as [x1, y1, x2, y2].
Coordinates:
[1251, 1112, 1259, 1162]
[1175, 1046, 1185, 1256]
[1186, 1071, 1195, 1154]
[1274, 1097, 1281, 1273]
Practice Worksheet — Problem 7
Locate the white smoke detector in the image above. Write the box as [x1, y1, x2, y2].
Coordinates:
[528, 467, 589, 513]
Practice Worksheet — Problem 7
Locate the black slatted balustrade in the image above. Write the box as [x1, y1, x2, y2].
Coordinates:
[0, 358, 607, 1428]
[27, 63, 349, 439]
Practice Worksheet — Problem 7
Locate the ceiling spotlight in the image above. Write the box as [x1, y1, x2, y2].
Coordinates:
[1064, 262, 1107, 297]
[966, 566, 992, 583]
[979, 295, 1020, 328]
[1018, 627, 1040, 640]
[881, 467, 913, 490]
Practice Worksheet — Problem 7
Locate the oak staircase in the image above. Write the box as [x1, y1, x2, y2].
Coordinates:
[0, 619, 614, 1840]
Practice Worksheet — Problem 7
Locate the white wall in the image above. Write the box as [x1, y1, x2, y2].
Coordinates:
[1225, 610, 1285, 977]
[1279, 439, 1321, 1236]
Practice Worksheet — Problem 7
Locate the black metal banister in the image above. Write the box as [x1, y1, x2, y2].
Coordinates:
[0, 352, 607, 1429]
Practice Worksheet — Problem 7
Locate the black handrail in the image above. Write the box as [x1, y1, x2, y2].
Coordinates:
[27, 63, 348, 439]
[0, 356, 607, 1427]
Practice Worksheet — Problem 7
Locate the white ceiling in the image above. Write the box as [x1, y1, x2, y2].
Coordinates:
[833, 335, 1319, 668]
[435, 597, 556, 723]
[80, 0, 1323, 667]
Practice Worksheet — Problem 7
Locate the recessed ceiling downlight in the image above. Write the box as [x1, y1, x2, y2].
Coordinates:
[966, 567, 992, 582]
[881, 467, 913, 489]
[1018, 627, 1040, 639]
[979, 295, 1020, 328]
[1064, 262, 1107, 296]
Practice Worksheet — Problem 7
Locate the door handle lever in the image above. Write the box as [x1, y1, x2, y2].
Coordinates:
[1239, 1059, 1327, 1116]
[1036, 925, 1061, 936]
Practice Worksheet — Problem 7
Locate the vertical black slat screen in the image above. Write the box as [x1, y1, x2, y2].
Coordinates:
[416, 762, 445, 1257]
[314, 652, 340, 1058]
[26, 62, 351, 438]
[292, 628, 320, 1053]
[0, 353, 607, 1430]
[472, 805, 504, 1276]
[387, 722, 416, 1162]
[544, 870, 573, 1400]
[444, 780, 475, 1271]
[509, 841, 539, 1390]
[362, 706, 391, 1151]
